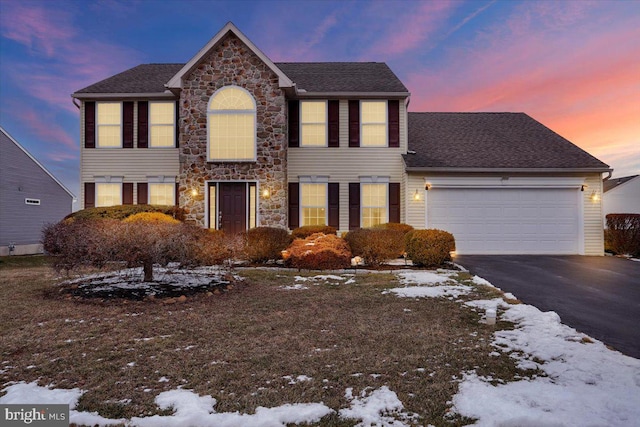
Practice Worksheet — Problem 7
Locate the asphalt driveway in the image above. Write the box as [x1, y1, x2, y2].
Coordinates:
[455, 255, 640, 359]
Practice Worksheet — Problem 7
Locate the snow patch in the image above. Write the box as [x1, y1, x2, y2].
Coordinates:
[339, 386, 416, 427]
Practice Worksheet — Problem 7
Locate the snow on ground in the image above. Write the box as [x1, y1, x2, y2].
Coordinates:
[339, 386, 418, 427]
[385, 270, 471, 298]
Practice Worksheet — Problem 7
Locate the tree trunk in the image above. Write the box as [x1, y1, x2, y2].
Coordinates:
[143, 261, 153, 282]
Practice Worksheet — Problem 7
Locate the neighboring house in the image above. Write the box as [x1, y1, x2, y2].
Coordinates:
[71, 22, 611, 255]
[603, 175, 640, 219]
[0, 126, 74, 256]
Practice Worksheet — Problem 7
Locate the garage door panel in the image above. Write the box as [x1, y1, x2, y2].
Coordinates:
[427, 188, 579, 254]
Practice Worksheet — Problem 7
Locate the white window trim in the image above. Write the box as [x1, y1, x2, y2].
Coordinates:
[148, 101, 176, 149]
[360, 182, 389, 227]
[360, 100, 388, 147]
[96, 101, 123, 149]
[206, 86, 257, 162]
[300, 182, 329, 227]
[300, 100, 328, 147]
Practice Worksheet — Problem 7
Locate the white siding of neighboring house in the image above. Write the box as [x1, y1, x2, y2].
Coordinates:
[603, 177, 640, 218]
[287, 99, 408, 233]
[80, 101, 180, 207]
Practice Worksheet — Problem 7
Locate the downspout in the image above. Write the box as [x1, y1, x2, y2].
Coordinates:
[72, 97, 80, 109]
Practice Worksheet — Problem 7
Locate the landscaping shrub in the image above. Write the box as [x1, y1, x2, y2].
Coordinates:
[64, 204, 186, 222]
[373, 222, 414, 235]
[178, 226, 231, 267]
[241, 227, 292, 264]
[283, 233, 351, 270]
[605, 214, 640, 256]
[122, 212, 181, 224]
[291, 225, 337, 239]
[344, 228, 405, 266]
[405, 229, 456, 267]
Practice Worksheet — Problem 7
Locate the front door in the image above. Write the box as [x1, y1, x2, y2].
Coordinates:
[218, 182, 247, 234]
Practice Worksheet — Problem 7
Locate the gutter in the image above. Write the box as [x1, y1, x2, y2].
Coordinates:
[295, 91, 410, 99]
[71, 92, 178, 100]
[404, 167, 614, 174]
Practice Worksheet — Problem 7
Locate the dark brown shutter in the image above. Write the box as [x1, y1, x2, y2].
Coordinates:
[84, 102, 95, 148]
[389, 183, 400, 223]
[388, 100, 400, 148]
[137, 183, 148, 204]
[288, 183, 300, 229]
[328, 100, 339, 147]
[138, 101, 148, 148]
[175, 101, 180, 148]
[175, 183, 179, 207]
[328, 183, 339, 228]
[123, 183, 133, 205]
[349, 183, 360, 229]
[123, 102, 134, 148]
[84, 183, 95, 208]
[348, 100, 360, 147]
[288, 100, 299, 148]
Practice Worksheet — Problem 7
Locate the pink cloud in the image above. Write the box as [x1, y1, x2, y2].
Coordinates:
[19, 108, 77, 151]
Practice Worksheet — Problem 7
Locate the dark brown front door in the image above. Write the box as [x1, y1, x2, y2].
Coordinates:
[218, 182, 246, 234]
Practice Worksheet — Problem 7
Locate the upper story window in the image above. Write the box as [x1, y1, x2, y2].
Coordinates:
[361, 101, 387, 147]
[361, 183, 387, 227]
[207, 86, 256, 161]
[96, 183, 121, 207]
[300, 101, 327, 146]
[96, 102, 122, 148]
[149, 102, 175, 147]
[301, 183, 327, 226]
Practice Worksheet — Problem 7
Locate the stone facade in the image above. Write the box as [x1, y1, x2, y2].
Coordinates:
[178, 34, 287, 228]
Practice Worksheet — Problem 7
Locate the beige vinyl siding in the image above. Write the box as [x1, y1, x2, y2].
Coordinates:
[288, 99, 408, 232]
[582, 173, 604, 255]
[404, 173, 426, 228]
[80, 101, 179, 207]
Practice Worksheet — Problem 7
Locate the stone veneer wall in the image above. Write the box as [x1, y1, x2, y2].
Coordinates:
[178, 34, 287, 228]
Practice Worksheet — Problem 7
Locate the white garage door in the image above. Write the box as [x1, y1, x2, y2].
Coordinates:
[427, 188, 580, 254]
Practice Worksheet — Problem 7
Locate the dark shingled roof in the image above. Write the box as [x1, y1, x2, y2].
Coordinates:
[275, 62, 408, 93]
[405, 112, 610, 170]
[603, 175, 638, 193]
[75, 64, 184, 94]
[74, 62, 408, 95]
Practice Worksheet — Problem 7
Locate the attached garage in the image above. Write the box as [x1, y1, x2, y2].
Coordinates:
[426, 185, 581, 254]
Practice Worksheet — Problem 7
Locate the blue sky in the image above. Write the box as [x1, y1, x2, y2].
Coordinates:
[1, 0, 638, 203]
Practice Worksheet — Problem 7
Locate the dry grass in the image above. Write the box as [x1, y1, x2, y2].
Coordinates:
[0, 257, 531, 426]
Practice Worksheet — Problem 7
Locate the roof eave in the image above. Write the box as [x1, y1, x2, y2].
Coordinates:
[405, 166, 613, 174]
[165, 22, 293, 90]
[71, 92, 178, 100]
[603, 175, 640, 193]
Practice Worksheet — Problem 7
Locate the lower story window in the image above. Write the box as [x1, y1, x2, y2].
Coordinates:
[361, 183, 387, 227]
[96, 183, 121, 207]
[149, 183, 175, 205]
[301, 183, 327, 226]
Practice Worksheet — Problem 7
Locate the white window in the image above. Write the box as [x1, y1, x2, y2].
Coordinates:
[300, 101, 327, 146]
[149, 183, 175, 205]
[149, 102, 175, 147]
[361, 183, 387, 227]
[361, 101, 387, 147]
[208, 86, 256, 161]
[96, 103, 121, 147]
[96, 183, 122, 207]
[301, 183, 327, 226]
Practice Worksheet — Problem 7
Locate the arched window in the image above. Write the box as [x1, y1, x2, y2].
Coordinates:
[207, 86, 256, 161]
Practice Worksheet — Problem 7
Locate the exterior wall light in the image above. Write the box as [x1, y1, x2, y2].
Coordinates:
[191, 188, 198, 197]
[425, 184, 432, 191]
[262, 188, 271, 199]
[581, 184, 588, 192]
[590, 191, 599, 202]
[413, 189, 421, 201]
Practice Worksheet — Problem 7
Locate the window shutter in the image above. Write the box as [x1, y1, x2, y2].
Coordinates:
[138, 101, 148, 148]
[175, 183, 179, 207]
[123, 101, 134, 148]
[349, 183, 360, 229]
[288, 100, 299, 148]
[84, 183, 95, 208]
[84, 102, 95, 148]
[328, 100, 339, 147]
[328, 183, 339, 228]
[137, 183, 148, 204]
[348, 100, 360, 147]
[175, 101, 180, 148]
[388, 100, 400, 148]
[389, 183, 400, 223]
[123, 183, 134, 205]
[288, 183, 300, 229]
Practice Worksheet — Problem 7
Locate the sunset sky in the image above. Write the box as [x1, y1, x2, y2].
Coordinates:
[1, 0, 638, 203]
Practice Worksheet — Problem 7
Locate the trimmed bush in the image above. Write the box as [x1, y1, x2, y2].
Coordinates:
[123, 212, 181, 224]
[373, 222, 414, 235]
[241, 227, 292, 263]
[283, 233, 351, 270]
[291, 225, 337, 239]
[405, 229, 456, 267]
[344, 228, 405, 266]
[605, 214, 640, 256]
[64, 205, 186, 222]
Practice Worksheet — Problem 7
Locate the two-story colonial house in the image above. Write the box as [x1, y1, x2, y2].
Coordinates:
[72, 22, 611, 255]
